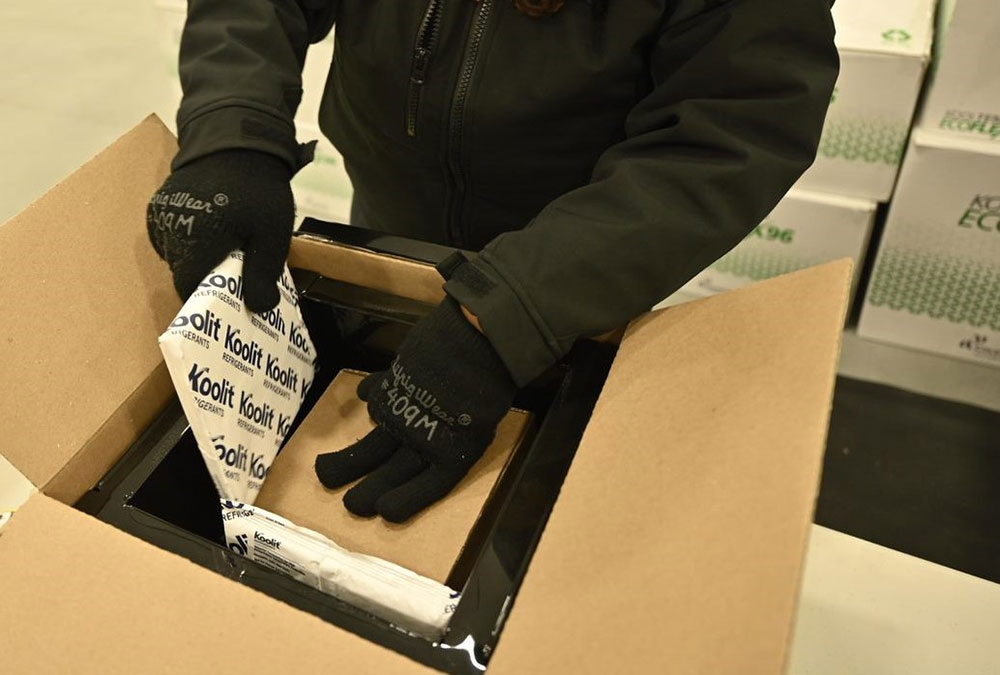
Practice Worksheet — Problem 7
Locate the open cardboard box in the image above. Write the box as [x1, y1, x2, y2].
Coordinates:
[0, 116, 852, 673]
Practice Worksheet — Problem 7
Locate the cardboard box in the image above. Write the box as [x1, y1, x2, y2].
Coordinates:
[794, 0, 935, 201]
[920, 0, 1000, 143]
[660, 189, 876, 308]
[0, 116, 853, 673]
[859, 129, 1000, 367]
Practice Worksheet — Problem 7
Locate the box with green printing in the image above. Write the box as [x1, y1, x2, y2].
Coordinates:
[794, 0, 936, 201]
[659, 189, 876, 309]
[859, 129, 1000, 366]
[920, 0, 1000, 144]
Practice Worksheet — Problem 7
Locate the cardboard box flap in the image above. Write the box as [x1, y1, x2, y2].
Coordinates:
[0, 492, 432, 673]
[490, 260, 852, 674]
[0, 116, 180, 498]
[833, 0, 935, 57]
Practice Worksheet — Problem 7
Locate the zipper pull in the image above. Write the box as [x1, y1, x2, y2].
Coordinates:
[411, 47, 430, 85]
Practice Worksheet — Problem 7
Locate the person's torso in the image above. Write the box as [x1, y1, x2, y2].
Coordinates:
[320, 0, 668, 249]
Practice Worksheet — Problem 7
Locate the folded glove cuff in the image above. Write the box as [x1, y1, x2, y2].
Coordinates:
[173, 105, 315, 175]
[425, 296, 512, 385]
[440, 253, 558, 388]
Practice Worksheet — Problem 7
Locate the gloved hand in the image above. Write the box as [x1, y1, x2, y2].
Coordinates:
[315, 297, 517, 522]
[146, 149, 294, 313]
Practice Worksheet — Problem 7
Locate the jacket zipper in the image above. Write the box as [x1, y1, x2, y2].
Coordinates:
[445, 0, 494, 246]
[405, 0, 445, 138]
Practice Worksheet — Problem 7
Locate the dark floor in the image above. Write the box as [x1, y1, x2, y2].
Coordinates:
[817, 376, 1000, 584]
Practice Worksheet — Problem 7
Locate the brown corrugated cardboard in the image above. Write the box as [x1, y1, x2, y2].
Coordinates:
[289, 234, 446, 305]
[0, 492, 432, 674]
[43, 364, 174, 504]
[490, 260, 852, 674]
[256, 370, 531, 584]
[0, 117, 853, 673]
[0, 115, 180, 503]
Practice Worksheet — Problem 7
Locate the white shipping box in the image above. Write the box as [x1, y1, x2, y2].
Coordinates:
[859, 129, 1000, 367]
[795, 0, 936, 201]
[921, 0, 1000, 143]
[659, 190, 876, 308]
[0, 116, 854, 674]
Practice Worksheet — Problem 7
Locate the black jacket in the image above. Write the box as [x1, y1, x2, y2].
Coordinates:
[174, 0, 839, 386]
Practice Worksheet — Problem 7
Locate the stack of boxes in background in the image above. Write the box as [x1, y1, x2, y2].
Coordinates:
[154, 0, 353, 223]
[663, 0, 937, 307]
[673, 0, 1000, 372]
[858, 0, 1000, 367]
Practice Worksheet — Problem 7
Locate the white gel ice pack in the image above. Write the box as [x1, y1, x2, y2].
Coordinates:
[159, 251, 317, 503]
[222, 501, 460, 639]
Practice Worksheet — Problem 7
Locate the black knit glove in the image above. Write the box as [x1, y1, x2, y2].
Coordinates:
[315, 297, 517, 522]
[146, 149, 294, 313]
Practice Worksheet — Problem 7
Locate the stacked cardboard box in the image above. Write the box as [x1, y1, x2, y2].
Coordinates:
[797, 0, 936, 202]
[920, 0, 1000, 144]
[858, 0, 1000, 367]
[659, 189, 875, 309]
[663, 0, 935, 308]
[858, 131, 1000, 367]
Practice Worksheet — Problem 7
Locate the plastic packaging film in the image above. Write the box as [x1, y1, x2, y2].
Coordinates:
[158, 251, 317, 504]
[221, 501, 460, 639]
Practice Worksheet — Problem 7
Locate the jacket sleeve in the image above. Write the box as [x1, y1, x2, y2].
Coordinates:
[171, 0, 338, 172]
[444, 0, 839, 386]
